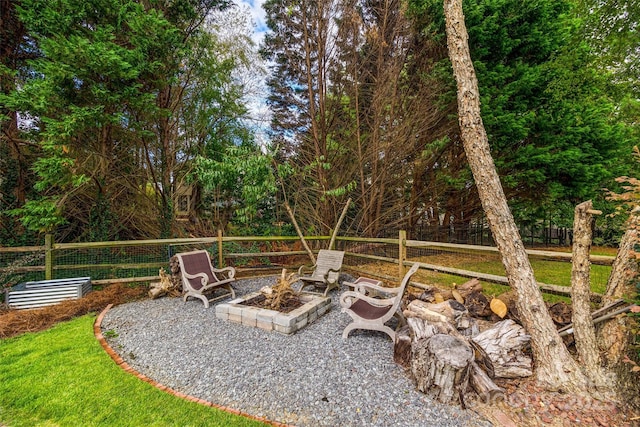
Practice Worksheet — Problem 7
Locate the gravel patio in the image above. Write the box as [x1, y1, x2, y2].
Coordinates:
[100, 276, 491, 426]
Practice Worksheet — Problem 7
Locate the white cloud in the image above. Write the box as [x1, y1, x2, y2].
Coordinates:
[238, 0, 268, 46]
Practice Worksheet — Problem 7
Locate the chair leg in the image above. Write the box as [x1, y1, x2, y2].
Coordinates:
[226, 285, 236, 299]
[183, 291, 209, 308]
[378, 325, 396, 342]
[342, 323, 396, 341]
[198, 294, 210, 308]
[342, 323, 357, 339]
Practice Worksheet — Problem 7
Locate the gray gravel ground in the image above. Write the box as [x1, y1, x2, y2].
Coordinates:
[101, 276, 492, 427]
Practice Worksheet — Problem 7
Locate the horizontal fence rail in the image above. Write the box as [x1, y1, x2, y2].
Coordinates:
[1, 232, 614, 303]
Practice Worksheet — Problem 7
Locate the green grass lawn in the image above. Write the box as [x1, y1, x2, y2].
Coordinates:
[0, 314, 267, 427]
[409, 251, 612, 304]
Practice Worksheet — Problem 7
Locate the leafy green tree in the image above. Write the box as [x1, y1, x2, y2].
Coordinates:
[3, 0, 241, 241]
[0, 0, 40, 245]
[177, 5, 276, 234]
[408, 0, 631, 228]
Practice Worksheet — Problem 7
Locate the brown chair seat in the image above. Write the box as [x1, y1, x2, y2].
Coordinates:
[339, 263, 420, 341]
[349, 299, 393, 320]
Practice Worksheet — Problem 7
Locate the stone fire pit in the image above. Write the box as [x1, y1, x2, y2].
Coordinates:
[215, 292, 332, 335]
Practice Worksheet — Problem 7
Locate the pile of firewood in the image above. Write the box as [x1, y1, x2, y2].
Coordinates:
[394, 278, 532, 405]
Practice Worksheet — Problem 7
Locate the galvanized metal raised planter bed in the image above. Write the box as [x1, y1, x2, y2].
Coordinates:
[5, 277, 92, 309]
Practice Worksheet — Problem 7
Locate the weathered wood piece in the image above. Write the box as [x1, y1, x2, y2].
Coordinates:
[404, 303, 449, 323]
[456, 314, 479, 337]
[405, 299, 467, 323]
[149, 268, 180, 299]
[471, 319, 532, 378]
[411, 333, 473, 404]
[470, 339, 495, 378]
[469, 361, 505, 403]
[417, 286, 454, 302]
[394, 325, 412, 368]
[456, 278, 482, 298]
[465, 290, 492, 317]
[406, 316, 447, 339]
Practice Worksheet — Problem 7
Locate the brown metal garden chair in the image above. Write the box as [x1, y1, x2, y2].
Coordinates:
[175, 249, 236, 308]
[297, 249, 345, 296]
[339, 263, 420, 341]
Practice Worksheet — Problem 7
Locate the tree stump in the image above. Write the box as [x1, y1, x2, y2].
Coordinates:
[411, 333, 473, 404]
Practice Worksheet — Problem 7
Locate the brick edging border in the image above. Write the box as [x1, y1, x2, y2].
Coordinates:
[94, 303, 291, 427]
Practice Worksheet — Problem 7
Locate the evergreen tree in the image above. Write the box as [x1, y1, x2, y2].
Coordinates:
[408, 0, 631, 228]
[2, 0, 240, 241]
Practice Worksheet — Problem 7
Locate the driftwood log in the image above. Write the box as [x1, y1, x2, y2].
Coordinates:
[469, 361, 505, 403]
[411, 333, 473, 404]
[394, 325, 413, 368]
[471, 319, 532, 378]
[404, 299, 467, 323]
[149, 267, 181, 299]
[395, 317, 462, 368]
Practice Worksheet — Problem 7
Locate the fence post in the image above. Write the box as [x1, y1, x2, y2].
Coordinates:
[399, 230, 407, 279]
[45, 233, 53, 280]
[217, 229, 224, 268]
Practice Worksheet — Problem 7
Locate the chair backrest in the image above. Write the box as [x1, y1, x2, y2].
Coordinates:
[176, 250, 217, 291]
[313, 249, 345, 280]
[390, 263, 420, 311]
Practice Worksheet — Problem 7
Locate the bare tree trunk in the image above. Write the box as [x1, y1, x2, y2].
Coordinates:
[598, 207, 640, 364]
[443, 0, 591, 393]
[284, 202, 316, 264]
[571, 201, 609, 388]
[328, 198, 351, 250]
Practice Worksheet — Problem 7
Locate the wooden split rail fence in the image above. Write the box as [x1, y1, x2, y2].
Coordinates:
[1, 231, 614, 301]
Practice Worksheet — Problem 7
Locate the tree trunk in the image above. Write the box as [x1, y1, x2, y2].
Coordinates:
[571, 201, 609, 388]
[598, 207, 640, 364]
[328, 197, 351, 250]
[284, 202, 316, 264]
[443, 0, 591, 393]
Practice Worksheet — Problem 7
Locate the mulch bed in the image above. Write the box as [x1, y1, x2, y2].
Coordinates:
[0, 283, 147, 339]
[472, 377, 639, 427]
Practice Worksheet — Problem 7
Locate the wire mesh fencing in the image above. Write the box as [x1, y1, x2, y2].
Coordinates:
[1, 233, 613, 304]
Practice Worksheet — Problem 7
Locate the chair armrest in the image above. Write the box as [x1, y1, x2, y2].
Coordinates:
[356, 282, 400, 296]
[324, 268, 341, 284]
[182, 271, 209, 288]
[298, 264, 316, 276]
[339, 290, 397, 309]
[212, 266, 236, 279]
[339, 290, 360, 309]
